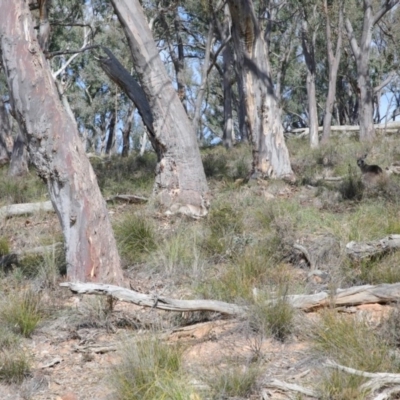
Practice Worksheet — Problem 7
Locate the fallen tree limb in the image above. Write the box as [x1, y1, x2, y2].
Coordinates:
[326, 359, 400, 399]
[288, 282, 400, 310]
[346, 234, 400, 261]
[60, 282, 244, 315]
[61, 282, 400, 313]
[0, 200, 54, 219]
[263, 379, 317, 398]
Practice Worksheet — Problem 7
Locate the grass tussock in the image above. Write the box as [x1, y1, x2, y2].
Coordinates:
[110, 337, 197, 400]
[0, 288, 46, 337]
[207, 362, 260, 399]
[114, 213, 157, 265]
[91, 152, 156, 197]
[250, 287, 295, 341]
[0, 347, 31, 384]
[312, 310, 400, 398]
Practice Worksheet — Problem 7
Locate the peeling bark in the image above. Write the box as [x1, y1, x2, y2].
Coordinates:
[227, 0, 293, 179]
[0, 0, 123, 284]
[110, 0, 210, 214]
[0, 100, 12, 165]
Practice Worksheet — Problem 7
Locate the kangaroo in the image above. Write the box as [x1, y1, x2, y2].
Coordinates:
[357, 153, 385, 188]
[357, 154, 383, 175]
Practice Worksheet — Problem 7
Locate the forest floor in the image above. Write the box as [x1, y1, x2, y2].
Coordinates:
[2, 134, 400, 400]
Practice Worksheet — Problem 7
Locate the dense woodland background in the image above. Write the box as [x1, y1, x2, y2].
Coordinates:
[2, 1, 400, 399]
[1, 0, 399, 157]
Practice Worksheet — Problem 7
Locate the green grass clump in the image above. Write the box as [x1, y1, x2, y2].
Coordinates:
[313, 310, 396, 372]
[110, 337, 197, 400]
[0, 237, 10, 256]
[0, 289, 46, 337]
[207, 363, 260, 399]
[0, 347, 31, 384]
[114, 213, 157, 265]
[319, 370, 366, 400]
[0, 173, 47, 205]
[202, 151, 229, 179]
[202, 203, 243, 257]
[250, 288, 295, 341]
[91, 152, 156, 197]
[313, 310, 399, 398]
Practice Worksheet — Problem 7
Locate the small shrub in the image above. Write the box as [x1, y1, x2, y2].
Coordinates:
[312, 310, 397, 373]
[0, 347, 31, 384]
[114, 214, 157, 265]
[339, 165, 363, 201]
[319, 370, 366, 400]
[202, 203, 243, 257]
[0, 326, 20, 349]
[0, 173, 46, 205]
[110, 337, 196, 400]
[207, 363, 260, 399]
[378, 304, 400, 348]
[0, 289, 45, 337]
[202, 152, 229, 178]
[0, 236, 9, 256]
[250, 287, 295, 341]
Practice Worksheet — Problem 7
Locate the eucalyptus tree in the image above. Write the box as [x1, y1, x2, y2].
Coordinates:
[299, 1, 319, 148]
[0, 0, 124, 284]
[226, 0, 294, 179]
[0, 100, 11, 166]
[345, 0, 400, 141]
[321, 0, 343, 143]
[109, 0, 210, 215]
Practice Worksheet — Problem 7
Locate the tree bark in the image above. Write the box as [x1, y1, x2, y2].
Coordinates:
[110, 0, 210, 214]
[0, 100, 12, 165]
[8, 131, 29, 177]
[227, 0, 294, 179]
[0, 0, 123, 284]
[321, 0, 343, 144]
[300, 4, 319, 149]
[345, 0, 400, 141]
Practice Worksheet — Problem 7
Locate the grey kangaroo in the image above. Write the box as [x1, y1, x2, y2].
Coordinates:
[357, 154, 383, 175]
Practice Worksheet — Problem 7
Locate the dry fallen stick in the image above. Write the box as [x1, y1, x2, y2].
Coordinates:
[326, 359, 400, 399]
[60, 282, 244, 315]
[61, 282, 400, 313]
[346, 234, 400, 261]
[0, 200, 54, 219]
[263, 379, 317, 398]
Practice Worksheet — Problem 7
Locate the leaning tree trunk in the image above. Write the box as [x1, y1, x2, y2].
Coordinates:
[345, 0, 400, 142]
[0, 99, 12, 166]
[8, 132, 28, 177]
[0, 0, 123, 284]
[227, 0, 293, 179]
[110, 0, 209, 214]
[321, 0, 343, 144]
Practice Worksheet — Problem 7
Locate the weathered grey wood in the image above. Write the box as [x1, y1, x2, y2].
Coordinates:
[0, 201, 54, 219]
[263, 379, 317, 398]
[109, 0, 210, 214]
[288, 283, 400, 310]
[326, 359, 400, 399]
[61, 282, 400, 313]
[346, 235, 400, 260]
[60, 282, 244, 315]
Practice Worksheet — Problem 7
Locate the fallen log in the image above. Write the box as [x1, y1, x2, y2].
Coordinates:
[346, 235, 400, 261]
[61, 282, 400, 313]
[0, 200, 54, 219]
[60, 282, 244, 315]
